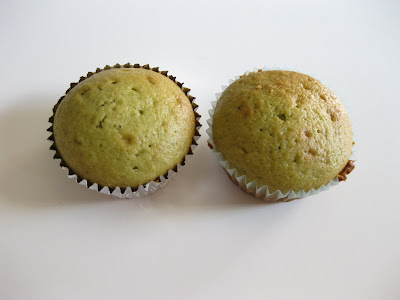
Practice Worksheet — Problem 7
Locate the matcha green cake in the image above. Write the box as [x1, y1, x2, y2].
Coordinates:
[210, 70, 354, 200]
[48, 63, 200, 196]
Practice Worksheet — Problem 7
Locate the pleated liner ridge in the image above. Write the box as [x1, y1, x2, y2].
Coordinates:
[47, 63, 201, 198]
[206, 69, 343, 202]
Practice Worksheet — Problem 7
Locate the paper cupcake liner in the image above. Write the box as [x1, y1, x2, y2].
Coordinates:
[206, 67, 355, 202]
[47, 63, 201, 198]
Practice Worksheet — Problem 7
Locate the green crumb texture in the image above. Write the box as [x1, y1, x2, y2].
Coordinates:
[54, 68, 195, 188]
[213, 70, 353, 193]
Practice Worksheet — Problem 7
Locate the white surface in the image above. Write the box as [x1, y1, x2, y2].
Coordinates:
[1, 0, 399, 299]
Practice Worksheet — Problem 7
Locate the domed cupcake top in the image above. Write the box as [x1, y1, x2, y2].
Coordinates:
[212, 70, 353, 194]
[53, 67, 196, 189]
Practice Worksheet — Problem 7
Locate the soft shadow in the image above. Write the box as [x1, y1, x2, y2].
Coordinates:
[0, 97, 113, 210]
[0, 96, 276, 213]
[145, 143, 268, 209]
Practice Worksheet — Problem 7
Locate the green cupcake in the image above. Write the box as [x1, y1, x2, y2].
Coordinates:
[49, 64, 200, 196]
[209, 70, 354, 201]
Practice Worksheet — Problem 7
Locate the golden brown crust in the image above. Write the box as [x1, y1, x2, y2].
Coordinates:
[338, 160, 355, 182]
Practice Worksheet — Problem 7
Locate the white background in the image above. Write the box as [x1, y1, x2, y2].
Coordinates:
[1, 0, 399, 299]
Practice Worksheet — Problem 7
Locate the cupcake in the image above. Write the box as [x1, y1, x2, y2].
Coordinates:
[208, 69, 355, 202]
[48, 63, 201, 197]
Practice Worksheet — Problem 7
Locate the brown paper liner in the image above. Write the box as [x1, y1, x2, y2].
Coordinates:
[47, 63, 201, 198]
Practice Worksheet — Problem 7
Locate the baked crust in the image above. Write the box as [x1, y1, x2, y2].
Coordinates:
[52, 66, 198, 189]
[213, 70, 354, 194]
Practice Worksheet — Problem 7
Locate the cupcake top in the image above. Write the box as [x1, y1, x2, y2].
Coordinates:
[53, 67, 195, 188]
[212, 70, 353, 194]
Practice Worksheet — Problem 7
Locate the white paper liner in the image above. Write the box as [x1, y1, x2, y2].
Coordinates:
[207, 67, 355, 202]
[48, 63, 201, 198]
